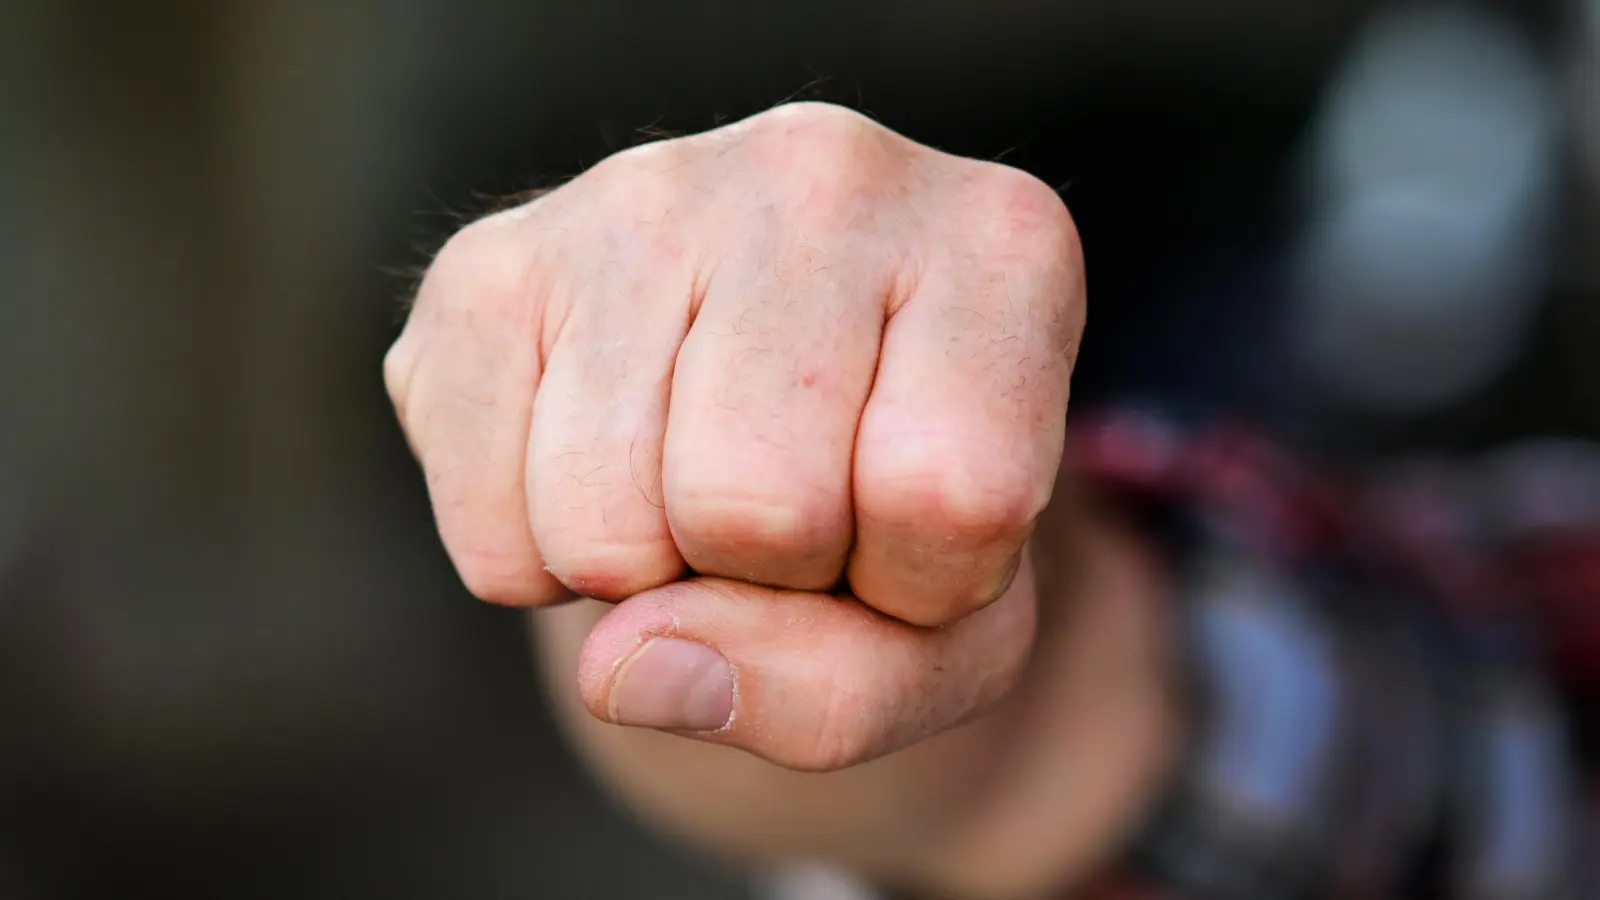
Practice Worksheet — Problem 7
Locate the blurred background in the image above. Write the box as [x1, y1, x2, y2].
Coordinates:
[0, 1, 1595, 897]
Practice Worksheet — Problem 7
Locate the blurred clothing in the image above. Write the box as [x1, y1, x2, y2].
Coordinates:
[833, 406, 1600, 900]
[1071, 405, 1596, 900]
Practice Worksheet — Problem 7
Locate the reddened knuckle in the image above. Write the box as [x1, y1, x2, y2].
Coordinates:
[756, 101, 881, 145]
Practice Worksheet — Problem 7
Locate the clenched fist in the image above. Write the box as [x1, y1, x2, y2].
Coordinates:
[386, 103, 1085, 772]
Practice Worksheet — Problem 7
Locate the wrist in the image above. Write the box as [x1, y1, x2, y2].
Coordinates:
[906, 486, 1182, 900]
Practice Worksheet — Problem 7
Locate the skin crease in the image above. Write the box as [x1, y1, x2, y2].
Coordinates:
[387, 102, 1176, 898]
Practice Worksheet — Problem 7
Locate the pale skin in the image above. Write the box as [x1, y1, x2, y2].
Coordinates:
[386, 102, 1177, 899]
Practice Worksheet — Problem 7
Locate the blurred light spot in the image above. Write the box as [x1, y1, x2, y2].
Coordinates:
[758, 864, 881, 900]
[1292, 4, 1559, 414]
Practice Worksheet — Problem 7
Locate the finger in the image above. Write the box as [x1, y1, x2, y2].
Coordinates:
[662, 224, 893, 591]
[573, 558, 1037, 772]
[848, 167, 1084, 626]
[386, 212, 568, 606]
[527, 250, 693, 601]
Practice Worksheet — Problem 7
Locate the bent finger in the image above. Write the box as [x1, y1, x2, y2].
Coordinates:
[387, 211, 568, 606]
[573, 559, 1038, 772]
[849, 166, 1084, 626]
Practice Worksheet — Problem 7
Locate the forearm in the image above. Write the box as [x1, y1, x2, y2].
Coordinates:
[534, 596, 1017, 882]
[531, 487, 1179, 898]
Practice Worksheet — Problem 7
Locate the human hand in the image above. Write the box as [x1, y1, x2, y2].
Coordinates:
[386, 102, 1085, 772]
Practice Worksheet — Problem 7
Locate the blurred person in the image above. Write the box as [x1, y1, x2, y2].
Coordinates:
[382, 6, 1600, 900]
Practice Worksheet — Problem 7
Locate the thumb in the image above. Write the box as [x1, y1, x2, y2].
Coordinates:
[575, 562, 1037, 773]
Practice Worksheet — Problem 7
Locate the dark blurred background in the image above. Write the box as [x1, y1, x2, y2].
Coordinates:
[0, 1, 1596, 897]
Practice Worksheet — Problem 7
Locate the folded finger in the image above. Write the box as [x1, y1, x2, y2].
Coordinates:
[573, 562, 1037, 772]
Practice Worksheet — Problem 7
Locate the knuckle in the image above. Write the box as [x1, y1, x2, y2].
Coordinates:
[859, 453, 1041, 547]
[750, 104, 897, 213]
[453, 548, 549, 606]
[751, 101, 882, 144]
[594, 133, 690, 179]
[586, 149, 676, 213]
[421, 212, 537, 321]
[969, 162, 1081, 264]
[542, 542, 677, 602]
[427, 217, 505, 297]
[671, 488, 844, 558]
